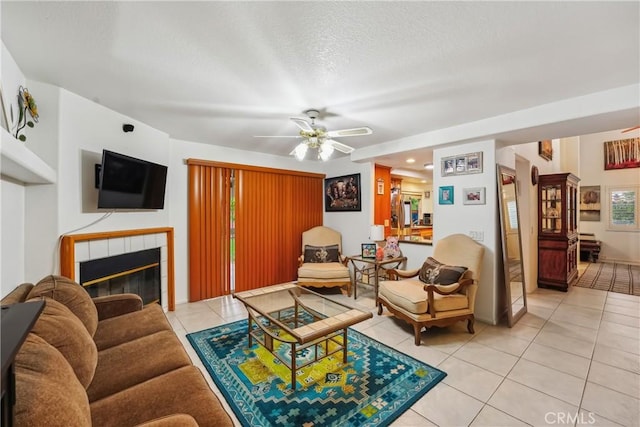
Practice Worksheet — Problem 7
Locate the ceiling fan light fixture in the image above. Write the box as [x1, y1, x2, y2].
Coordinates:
[319, 141, 334, 161]
[294, 143, 308, 161]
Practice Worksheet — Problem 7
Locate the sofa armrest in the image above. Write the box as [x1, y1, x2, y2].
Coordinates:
[135, 414, 199, 427]
[93, 293, 143, 320]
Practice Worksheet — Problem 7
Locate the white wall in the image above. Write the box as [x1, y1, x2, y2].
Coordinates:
[578, 128, 640, 264]
[1, 41, 32, 296]
[1, 179, 25, 294]
[322, 158, 373, 258]
[433, 139, 498, 325]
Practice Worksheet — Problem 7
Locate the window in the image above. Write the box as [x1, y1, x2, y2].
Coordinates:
[608, 186, 639, 231]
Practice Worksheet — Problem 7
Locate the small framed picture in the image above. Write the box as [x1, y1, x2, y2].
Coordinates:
[439, 186, 454, 205]
[442, 158, 455, 176]
[463, 187, 486, 205]
[377, 179, 384, 195]
[455, 157, 467, 173]
[361, 243, 377, 259]
[466, 152, 483, 173]
[539, 140, 553, 161]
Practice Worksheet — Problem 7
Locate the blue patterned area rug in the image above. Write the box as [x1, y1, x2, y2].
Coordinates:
[187, 316, 446, 427]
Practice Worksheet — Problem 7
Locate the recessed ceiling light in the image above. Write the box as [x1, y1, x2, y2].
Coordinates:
[424, 163, 434, 170]
[406, 158, 415, 164]
[421, 180, 427, 183]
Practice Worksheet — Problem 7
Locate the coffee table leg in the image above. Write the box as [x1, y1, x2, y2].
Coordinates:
[343, 328, 348, 364]
[291, 343, 297, 390]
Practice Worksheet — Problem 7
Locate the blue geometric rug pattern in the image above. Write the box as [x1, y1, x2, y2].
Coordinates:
[187, 315, 446, 427]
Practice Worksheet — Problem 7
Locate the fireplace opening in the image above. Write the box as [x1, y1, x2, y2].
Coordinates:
[79, 248, 161, 305]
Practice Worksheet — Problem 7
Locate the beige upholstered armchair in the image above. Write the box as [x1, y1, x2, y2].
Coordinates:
[297, 226, 351, 295]
[377, 234, 485, 345]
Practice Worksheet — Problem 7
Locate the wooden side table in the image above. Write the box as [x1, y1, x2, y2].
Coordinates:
[349, 255, 407, 300]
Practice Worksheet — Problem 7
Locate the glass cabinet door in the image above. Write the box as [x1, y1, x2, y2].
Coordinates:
[541, 184, 562, 233]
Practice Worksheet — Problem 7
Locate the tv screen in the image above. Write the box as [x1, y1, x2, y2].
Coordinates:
[97, 150, 167, 209]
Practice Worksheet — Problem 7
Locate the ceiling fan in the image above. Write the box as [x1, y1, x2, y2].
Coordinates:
[255, 109, 373, 161]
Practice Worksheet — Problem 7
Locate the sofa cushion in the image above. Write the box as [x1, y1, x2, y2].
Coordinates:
[418, 257, 468, 285]
[87, 330, 191, 402]
[0, 282, 33, 305]
[28, 275, 98, 336]
[15, 334, 91, 427]
[27, 297, 98, 388]
[90, 366, 234, 427]
[93, 303, 172, 351]
[379, 280, 428, 313]
[298, 262, 350, 279]
[379, 279, 469, 314]
[303, 244, 340, 263]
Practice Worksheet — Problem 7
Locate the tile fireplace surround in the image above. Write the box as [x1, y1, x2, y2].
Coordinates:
[60, 227, 175, 311]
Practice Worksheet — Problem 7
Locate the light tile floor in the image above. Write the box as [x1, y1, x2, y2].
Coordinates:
[167, 269, 640, 427]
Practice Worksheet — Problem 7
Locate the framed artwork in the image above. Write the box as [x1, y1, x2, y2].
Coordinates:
[539, 140, 553, 161]
[361, 243, 377, 259]
[604, 138, 640, 170]
[377, 179, 384, 195]
[441, 152, 483, 176]
[580, 185, 601, 222]
[325, 173, 361, 212]
[439, 186, 454, 205]
[463, 187, 486, 205]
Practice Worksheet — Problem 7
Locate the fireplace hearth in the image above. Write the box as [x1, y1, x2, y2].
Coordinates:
[80, 248, 161, 305]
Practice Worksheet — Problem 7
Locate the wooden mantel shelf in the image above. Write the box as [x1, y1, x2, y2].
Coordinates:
[1, 127, 56, 185]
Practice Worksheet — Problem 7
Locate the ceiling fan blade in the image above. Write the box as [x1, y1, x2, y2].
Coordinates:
[290, 117, 314, 132]
[326, 139, 355, 154]
[622, 126, 640, 133]
[254, 135, 302, 138]
[326, 127, 373, 138]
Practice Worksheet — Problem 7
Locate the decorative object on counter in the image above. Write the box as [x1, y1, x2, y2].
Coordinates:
[383, 235, 401, 258]
[580, 185, 601, 222]
[603, 138, 640, 170]
[538, 140, 553, 161]
[438, 186, 454, 205]
[14, 86, 39, 142]
[462, 187, 486, 205]
[324, 173, 361, 212]
[441, 152, 483, 176]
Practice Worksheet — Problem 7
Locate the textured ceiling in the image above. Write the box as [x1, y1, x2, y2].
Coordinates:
[2, 1, 639, 174]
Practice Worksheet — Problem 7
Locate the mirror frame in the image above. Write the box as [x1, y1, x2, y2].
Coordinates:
[496, 164, 527, 327]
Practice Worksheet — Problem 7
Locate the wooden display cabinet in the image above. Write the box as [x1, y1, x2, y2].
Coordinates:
[538, 173, 580, 291]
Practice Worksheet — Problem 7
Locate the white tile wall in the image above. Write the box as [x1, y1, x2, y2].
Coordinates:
[75, 241, 90, 263]
[107, 237, 126, 256]
[89, 239, 109, 259]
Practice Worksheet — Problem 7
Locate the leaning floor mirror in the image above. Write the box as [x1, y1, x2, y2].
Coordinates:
[497, 165, 527, 327]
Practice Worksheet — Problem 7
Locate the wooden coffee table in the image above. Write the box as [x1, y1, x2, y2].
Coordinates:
[233, 283, 372, 390]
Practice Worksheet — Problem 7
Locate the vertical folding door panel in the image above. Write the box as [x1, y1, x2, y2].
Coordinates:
[234, 169, 323, 292]
[188, 163, 231, 301]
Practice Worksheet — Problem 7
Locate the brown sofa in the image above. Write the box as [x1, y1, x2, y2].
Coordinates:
[1, 275, 234, 427]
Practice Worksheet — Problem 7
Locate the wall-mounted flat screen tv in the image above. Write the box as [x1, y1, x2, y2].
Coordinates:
[97, 150, 167, 209]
